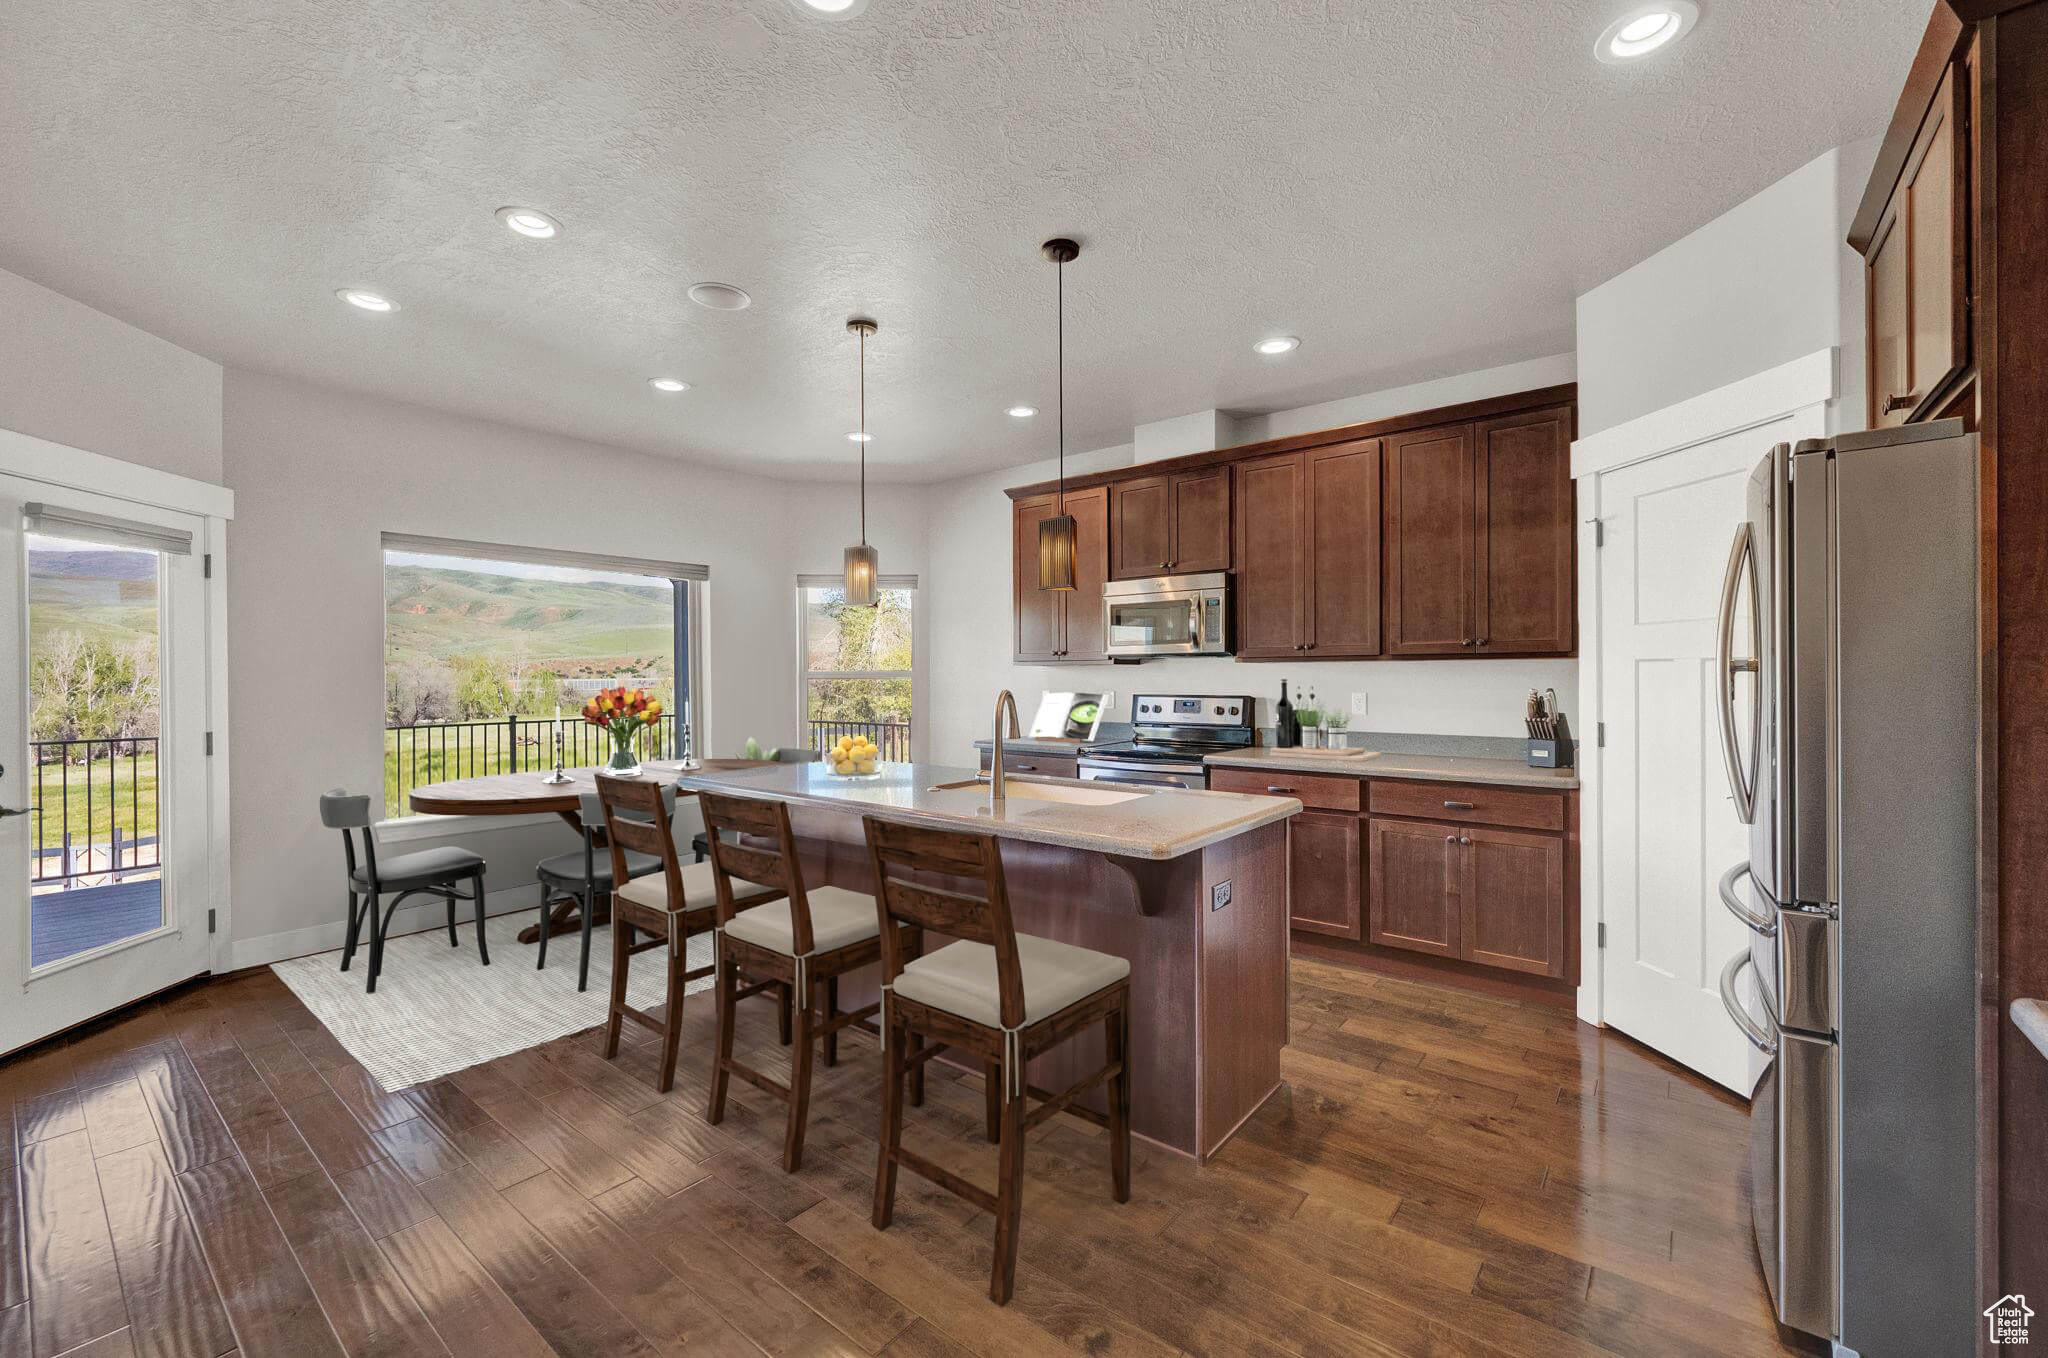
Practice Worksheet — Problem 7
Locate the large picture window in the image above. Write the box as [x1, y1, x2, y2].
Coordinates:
[798, 575, 913, 761]
[382, 534, 704, 816]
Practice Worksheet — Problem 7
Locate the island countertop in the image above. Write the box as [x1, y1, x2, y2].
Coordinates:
[1202, 746, 1580, 790]
[667, 759, 1299, 860]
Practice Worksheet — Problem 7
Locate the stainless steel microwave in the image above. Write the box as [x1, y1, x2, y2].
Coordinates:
[1101, 572, 1230, 658]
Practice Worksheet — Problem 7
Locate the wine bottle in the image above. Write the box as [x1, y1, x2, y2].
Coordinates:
[1275, 681, 1296, 749]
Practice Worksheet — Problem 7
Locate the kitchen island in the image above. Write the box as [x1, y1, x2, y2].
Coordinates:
[672, 760, 1300, 1161]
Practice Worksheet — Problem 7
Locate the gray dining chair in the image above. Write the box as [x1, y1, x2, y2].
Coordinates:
[320, 789, 489, 993]
[534, 789, 667, 993]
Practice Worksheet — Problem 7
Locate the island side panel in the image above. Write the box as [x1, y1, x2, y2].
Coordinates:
[1197, 820, 1289, 1159]
[779, 802, 1204, 1156]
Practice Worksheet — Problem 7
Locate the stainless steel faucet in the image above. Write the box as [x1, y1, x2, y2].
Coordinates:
[990, 689, 1021, 808]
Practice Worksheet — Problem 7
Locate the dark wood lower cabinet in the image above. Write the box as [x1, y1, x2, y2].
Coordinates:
[1287, 810, 1362, 939]
[1366, 817, 1461, 958]
[1461, 825, 1565, 979]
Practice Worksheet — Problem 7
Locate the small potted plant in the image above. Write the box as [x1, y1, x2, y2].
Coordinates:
[581, 686, 662, 776]
[1324, 708, 1351, 747]
[1294, 699, 1322, 748]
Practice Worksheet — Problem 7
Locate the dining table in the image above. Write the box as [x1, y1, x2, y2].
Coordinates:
[407, 758, 775, 943]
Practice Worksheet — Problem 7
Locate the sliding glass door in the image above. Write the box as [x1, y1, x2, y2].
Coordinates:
[0, 475, 214, 1054]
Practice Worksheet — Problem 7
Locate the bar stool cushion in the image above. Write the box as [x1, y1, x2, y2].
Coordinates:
[536, 847, 660, 888]
[894, 933, 1130, 1029]
[613, 860, 775, 915]
[350, 845, 484, 891]
[725, 886, 880, 956]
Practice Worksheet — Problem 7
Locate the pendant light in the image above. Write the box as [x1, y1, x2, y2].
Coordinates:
[842, 317, 880, 607]
[1037, 237, 1080, 591]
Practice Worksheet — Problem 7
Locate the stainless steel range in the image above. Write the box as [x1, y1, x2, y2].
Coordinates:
[1077, 693, 1255, 789]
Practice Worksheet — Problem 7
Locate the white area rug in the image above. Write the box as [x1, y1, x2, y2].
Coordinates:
[271, 912, 715, 1092]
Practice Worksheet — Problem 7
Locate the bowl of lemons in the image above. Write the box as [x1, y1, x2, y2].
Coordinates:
[822, 734, 884, 779]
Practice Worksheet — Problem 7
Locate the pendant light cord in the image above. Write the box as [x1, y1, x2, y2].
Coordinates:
[1056, 254, 1065, 515]
[858, 324, 868, 547]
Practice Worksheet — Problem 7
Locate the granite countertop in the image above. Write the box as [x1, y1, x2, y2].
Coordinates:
[1203, 746, 1580, 790]
[672, 761, 1300, 861]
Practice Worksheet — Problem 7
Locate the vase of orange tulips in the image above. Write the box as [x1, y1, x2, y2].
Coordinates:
[582, 686, 663, 777]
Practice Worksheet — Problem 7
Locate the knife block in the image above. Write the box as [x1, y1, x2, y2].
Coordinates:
[1525, 714, 1574, 768]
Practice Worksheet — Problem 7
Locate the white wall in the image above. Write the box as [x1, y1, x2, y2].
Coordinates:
[221, 368, 927, 962]
[0, 265, 223, 482]
[923, 360, 1581, 765]
[1575, 141, 1880, 439]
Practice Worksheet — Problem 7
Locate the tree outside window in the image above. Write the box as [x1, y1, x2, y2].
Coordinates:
[800, 578, 912, 759]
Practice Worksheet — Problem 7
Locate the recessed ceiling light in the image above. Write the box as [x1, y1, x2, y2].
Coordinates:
[1254, 336, 1300, 355]
[648, 377, 689, 393]
[496, 206, 561, 238]
[337, 289, 398, 313]
[846, 431, 873, 443]
[1595, 2, 1698, 63]
[1006, 405, 1037, 418]
[688, 282, 752, 310]
[792, 0, 870, 18]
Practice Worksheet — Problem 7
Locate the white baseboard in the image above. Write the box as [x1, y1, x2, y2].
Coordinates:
[227, 883, 548, 972]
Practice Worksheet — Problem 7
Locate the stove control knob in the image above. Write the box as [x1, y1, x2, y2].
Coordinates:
[1213, 705, 1225, 715]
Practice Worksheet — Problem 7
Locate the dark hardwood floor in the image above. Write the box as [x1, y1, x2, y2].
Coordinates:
[0, 952, 1808, 1357]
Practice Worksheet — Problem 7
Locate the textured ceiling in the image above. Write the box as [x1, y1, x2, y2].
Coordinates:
[0, 0, 1923, 481]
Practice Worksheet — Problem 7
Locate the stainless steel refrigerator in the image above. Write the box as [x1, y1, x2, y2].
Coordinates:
[1714, 419, 1980, 1356]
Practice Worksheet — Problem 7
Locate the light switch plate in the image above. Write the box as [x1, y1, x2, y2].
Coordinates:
[1350, 692, 1369, 716]
[1210, 880, 1232, 911]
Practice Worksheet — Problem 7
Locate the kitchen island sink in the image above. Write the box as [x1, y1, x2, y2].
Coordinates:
[925, 776, 1148, 807]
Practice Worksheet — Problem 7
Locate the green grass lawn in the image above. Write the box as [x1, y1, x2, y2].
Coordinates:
[25, 755, 158, 860]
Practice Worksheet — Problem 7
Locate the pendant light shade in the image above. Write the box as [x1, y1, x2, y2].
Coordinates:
[843, 318, 880, 606]
[1037, 237, 1081, 591]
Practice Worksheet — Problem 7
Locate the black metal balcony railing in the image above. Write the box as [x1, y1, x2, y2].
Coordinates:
[30, 737, 160, 889]
[806, 720, 912, 762]
[387, 713, 682, 817]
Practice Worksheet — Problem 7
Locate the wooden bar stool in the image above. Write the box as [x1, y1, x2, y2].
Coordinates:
[860, 816, 1133, 1305]
[701, 791, 906, 1172]
[595, 776, 773, 1092]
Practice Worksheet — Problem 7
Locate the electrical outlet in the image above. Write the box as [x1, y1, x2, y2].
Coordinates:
[1210, 880, 1232, 912]
[1350, 692, 1368, 716]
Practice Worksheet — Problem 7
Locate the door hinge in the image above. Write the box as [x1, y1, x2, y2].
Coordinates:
[203, 553, 213, 579]
[204, 731, 214, 756]
[207, 908, 217, 934]
[1593, 519, 1605, 548]
[1596, 722, 1606, 747]
[1597, 922, 1607, 949]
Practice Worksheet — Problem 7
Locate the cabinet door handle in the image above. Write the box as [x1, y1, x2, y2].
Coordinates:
[1266, 786, 1295, 794]
[1443, 800, 1476, 810]
[1459, 836, 1472, 845]
[1882, 392, 1917, 413]
[1473, 638, 1488, 647]
[1014, 764, 1036, 771]
[1445, 834, 1458, 843]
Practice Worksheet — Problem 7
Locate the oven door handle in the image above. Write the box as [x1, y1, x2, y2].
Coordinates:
[1719, 951, 1778, 1055]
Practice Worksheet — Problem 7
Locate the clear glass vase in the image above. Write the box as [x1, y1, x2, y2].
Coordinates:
[605, 726, 641, 777]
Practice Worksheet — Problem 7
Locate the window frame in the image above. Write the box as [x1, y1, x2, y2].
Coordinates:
[795, 573, 917, 758]
[378, 533, 707, 823]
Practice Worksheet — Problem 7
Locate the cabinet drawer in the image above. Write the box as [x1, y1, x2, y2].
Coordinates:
[1367, 779, 1563, 832]
[1208, 765, 1361, 812]
[977, 751, 1079, 779]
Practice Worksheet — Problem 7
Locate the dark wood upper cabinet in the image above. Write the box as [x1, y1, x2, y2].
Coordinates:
[1109, 476, 1172, 579]
[1461, 825, 1565, 978]
[1473, 407, 1575, 656]
[1304, 440, 1381, 657]
[1169, 467, 1231, 573]
[1367, 817, 1461, 959]
[1012, 493, 1062, 662]
[1011, 486, 1107, 662]
[1232, 452, 1307, 658]
[1867, 62, 1968, 428]
[1061, 486, 1109, 662]
[1385, 424, 1475, 655]
[1110, 469, 1231, 579]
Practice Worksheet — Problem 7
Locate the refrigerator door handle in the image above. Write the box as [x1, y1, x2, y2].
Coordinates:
[1716, 521, 1762, 824]
[1718, 861, 1776, 936]
[1719, 950, 1778, 1055]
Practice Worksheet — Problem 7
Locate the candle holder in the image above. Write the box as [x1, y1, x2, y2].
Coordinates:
[673, 720, 701, 770]
[540, 721, 574, 784]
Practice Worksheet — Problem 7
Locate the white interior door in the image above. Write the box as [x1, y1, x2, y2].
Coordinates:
[0, 475, 215, 1054]
[1594, 419, 1800, 1092]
